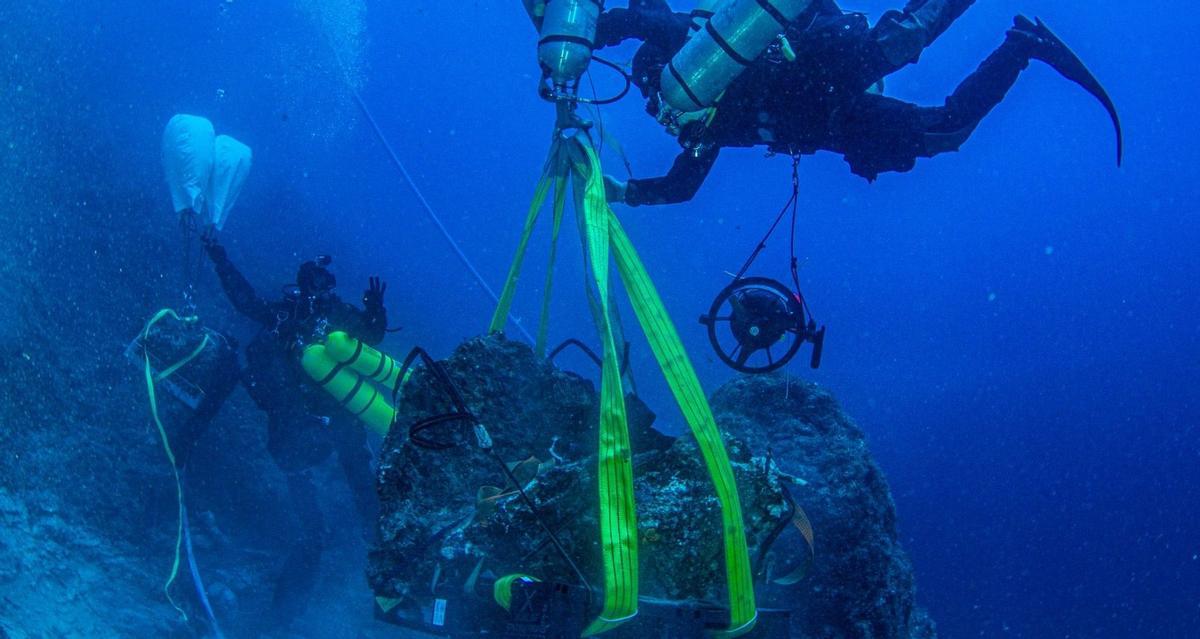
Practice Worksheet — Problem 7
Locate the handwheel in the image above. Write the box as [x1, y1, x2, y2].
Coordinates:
[700, 277, 811, 374]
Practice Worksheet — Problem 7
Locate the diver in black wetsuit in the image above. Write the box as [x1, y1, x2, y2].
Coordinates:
[599, 0, 1123, 206]
[201, 233, 388, 630]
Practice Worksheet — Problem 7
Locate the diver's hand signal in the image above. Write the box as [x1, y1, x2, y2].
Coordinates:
[364, 276, 387, 309]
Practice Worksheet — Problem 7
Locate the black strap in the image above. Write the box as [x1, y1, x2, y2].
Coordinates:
[318, 361, 346, 386]
[667, 61, 705, 110]
[785, 155, 809, 318]
[548, 338, 602, 368]
[369, 350, 388, 380]
[340, 374, 365, 406]
[755, 0, 790, 28]
[538, 34, 595, 50]
[354, 387, 379, 417]
[341, 338, 365, 367]
[706, 20, 754, 67]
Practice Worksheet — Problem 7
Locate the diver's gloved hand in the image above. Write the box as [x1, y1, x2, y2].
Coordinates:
[363, 276, 387, 310]
[201, 228, 227, 263]
[603, 175, 628, 205]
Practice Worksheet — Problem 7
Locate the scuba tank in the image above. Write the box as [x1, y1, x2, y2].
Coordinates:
[660, 0, 814, 112]
[300, 332, 404, 437]
[537, 0, 603, 87]
[301, 343, 396, 437]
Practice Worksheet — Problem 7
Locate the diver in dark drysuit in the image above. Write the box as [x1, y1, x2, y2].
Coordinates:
[600, 0, 1122, 206]
[202, 235, 388, 629]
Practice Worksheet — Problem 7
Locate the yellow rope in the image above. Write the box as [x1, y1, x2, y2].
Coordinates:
[140, 308, 211, 621]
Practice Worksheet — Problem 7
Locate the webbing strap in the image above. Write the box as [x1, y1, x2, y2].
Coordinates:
[574, 142, 756, 636]
[755, 0, 790, 28]
[536, 174, 569, 356]
[489, 133, 757, 637]
[608, 211, 758, 637]
[567, 142, 640, 636]
[705, 21, 754, 67]
[494, 573, 541, 611]
[489, 147, 560, 338]
[667, 61, 705, 111]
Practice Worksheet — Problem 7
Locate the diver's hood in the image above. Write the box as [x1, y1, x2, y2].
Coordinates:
[632, 43, 670, 99]
[297, 259, 336, 296]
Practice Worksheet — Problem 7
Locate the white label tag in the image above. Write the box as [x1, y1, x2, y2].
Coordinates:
[432, 598, 447, 626]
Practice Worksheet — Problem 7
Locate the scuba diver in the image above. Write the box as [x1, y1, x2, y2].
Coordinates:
[201, 232, 388, 631]
[599, 0, 1123, 206]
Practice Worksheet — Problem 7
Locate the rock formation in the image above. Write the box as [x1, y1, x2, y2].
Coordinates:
[369, 334, 936, 638]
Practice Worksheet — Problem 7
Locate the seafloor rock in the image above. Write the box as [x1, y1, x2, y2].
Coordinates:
[0, 488, 186, 638]
[369, 334, 791, 605]
[712, 376, 937, 639]
[369, 334, 935, 638]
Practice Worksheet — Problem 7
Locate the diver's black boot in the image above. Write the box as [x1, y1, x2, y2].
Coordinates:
[930, 32, 1032, 142]
[595, 0, 687, 50]
[901, 0, 977, 43]
[1008, 15, 1123, 165]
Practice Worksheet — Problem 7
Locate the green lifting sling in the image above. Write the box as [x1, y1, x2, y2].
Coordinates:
[490, 131, 757, 637]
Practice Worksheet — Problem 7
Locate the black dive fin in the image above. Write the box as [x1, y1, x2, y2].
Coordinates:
[1018, 15, 1124, 166]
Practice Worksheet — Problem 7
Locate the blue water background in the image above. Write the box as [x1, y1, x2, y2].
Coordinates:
[11, 1, 1198, 636]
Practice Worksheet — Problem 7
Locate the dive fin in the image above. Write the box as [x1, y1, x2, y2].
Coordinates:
[1015, 15, 1123, 166]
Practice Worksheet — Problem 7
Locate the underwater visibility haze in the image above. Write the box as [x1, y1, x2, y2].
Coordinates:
[0, 1, 1196, 638]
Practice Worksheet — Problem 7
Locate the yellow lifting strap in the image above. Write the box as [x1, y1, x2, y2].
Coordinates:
[494, 573, 542, 611]
[489, 133, 757, 637]
[537, 174, 569, 356]
[573, 142, 640, 637]
[140, 308, 213, 622]
[490, 146, 559, 354]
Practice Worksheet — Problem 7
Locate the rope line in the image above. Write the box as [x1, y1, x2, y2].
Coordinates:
[348, 93, 534, 343]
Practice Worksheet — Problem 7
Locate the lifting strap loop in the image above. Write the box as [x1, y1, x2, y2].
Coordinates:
[568, 139, 640, 636]
[491, 130, 758, 637]
[604, 171, 758, 639]
[494, 573, 542, 611]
